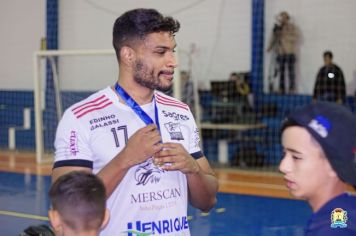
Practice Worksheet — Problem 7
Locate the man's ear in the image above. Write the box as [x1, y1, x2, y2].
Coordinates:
[48, 209, 62, 233]
[101, 208, 110, 229]
[120, 46, 136, 67]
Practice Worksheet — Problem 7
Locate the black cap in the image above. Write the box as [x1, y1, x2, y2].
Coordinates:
[282, 102, 356, 186]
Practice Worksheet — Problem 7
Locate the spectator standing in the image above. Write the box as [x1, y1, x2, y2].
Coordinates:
[313, 51, 346, 104]
[267, 11, 299, 94]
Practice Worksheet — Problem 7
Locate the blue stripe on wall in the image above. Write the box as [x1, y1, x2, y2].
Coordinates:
[45, 0, 58, 150]
[251, 0, 264, 95]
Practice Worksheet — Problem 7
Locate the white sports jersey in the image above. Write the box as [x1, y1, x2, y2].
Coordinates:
[54, 86, 203, 236]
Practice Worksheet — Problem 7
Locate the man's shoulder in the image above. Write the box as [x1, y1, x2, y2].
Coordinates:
[63, 87, 112, 119]
[318, 65, 327, 71]
[154, 91, 190, 111]
[332, 63, 343, 71]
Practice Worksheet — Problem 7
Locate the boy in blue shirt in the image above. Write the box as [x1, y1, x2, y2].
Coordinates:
[279, 102, 356, 235]
[48, 171, 110, 236]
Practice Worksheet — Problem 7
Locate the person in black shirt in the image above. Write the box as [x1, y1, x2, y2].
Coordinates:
[313, 51, 346, 104]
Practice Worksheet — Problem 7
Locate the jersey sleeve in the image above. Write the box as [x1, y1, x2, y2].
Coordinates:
[187, 109, 204, 160]
[53, 109, 94, 169]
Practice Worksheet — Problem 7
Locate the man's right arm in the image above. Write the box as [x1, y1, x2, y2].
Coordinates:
[266, 33, 276, 52]
[51, 155, 131, 198]
[52, 124, 162, 198]
[337, 67, 346, 102]
[52, 148, 139, 198]
[52, 166, 92, 183]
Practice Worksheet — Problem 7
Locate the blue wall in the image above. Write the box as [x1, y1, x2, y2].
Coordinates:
[0, 90, 92, 150]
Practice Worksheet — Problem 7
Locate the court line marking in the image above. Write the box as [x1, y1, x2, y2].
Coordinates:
[0, 210, 49, 221]
[218, 179, 287, 190]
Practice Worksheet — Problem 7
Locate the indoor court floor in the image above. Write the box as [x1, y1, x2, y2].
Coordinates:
[0, 151, 316, 235]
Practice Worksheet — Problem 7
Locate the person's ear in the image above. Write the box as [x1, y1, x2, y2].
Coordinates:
[120, 46, 136, 67]
[48, 209, 63, 233]
[101, 208, 110, 229]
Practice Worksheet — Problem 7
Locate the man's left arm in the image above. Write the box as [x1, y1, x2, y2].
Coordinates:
[154, 143, 218, 212]
[336, 67, 346, 103]
[186, 156, 218, 211]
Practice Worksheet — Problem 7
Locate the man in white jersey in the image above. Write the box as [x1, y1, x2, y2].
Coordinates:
[52, 8, 218, 236]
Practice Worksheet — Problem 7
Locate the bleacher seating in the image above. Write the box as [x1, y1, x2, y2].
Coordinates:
[199, 90, 355, 167]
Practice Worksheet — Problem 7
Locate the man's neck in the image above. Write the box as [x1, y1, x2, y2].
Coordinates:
[115, 79, 154, 106]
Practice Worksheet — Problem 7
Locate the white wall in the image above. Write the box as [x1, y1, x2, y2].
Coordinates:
[0, 0, 45, 90]
[58, 0, 251, 90]
[1, 0, 355, 95]
[265, 0, 356, 95]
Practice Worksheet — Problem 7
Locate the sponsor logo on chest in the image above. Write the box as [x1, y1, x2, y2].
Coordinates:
[162, 110, 189, 121]
[164, 122, 184, 140]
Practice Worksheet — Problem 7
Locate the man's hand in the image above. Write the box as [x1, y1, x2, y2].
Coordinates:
[153, 142, 200, 174]
[121, 124, 162, 168]
[154, 143, 218, 212]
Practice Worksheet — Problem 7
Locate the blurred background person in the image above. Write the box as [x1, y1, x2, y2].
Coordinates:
[229, 72, 250, 98]
[229, 72, 253, 112]
[313, 51, 346, 104]
[267, 11, 299, 94]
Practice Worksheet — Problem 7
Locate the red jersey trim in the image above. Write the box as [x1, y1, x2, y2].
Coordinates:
[72, 95, 106, 112]
[75, 101, 113, 118]
[71, 95, 113, 118]
[155, 93, 189, 110]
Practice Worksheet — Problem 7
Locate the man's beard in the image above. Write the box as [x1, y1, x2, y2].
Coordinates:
[133, 60, 172, 92]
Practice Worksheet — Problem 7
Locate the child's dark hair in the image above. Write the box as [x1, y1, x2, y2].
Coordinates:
[49, 171, 106, 232]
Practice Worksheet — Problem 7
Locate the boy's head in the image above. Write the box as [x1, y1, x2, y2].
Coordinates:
[48, 171, 109, 235]
[279, 102, 356, 200]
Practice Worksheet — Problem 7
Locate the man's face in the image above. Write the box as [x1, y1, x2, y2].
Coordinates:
[279, 126, 334, 201]
[324, 55, 332, 66]
[132, 32, 177, 91]
[279, 12, 289, 24]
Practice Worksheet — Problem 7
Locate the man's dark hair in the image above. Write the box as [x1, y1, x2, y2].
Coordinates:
[323, 51, 333, 59]
[49, 171, 106, 232]
[112, 8, 180, 61]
